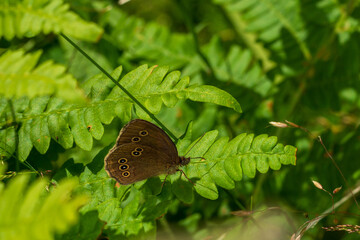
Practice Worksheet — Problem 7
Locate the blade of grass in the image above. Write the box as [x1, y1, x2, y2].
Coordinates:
[60, 33, 178, 141]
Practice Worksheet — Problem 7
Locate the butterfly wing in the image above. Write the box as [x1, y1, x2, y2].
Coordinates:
[104, 143, 177, 185]
[104, 119, 180, 185]
[114, 119, 178, 157]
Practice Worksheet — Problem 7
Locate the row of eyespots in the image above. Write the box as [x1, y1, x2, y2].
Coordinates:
[120, 130, 149, 177]
[131, 130, 149, 143]
[118, 158, 130, 177]
[132, 147, 143, 156]
[117, 147, 144, 178]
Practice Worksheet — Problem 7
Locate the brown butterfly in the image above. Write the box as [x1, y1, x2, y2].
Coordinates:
[104, 119, 190, 185]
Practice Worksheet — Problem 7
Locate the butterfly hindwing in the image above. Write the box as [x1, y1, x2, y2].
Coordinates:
[104, 143, 177, 185]
[104, 119, 182, 185]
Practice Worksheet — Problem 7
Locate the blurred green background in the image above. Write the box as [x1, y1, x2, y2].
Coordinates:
[1, 0, 360, 239]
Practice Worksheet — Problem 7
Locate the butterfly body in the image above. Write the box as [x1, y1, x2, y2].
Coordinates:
[104, 119, 190, 185]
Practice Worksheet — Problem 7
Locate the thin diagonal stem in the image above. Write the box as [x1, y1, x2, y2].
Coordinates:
[175, 0, 214, 75]
[0, 143, 37, 173]
[60, 33, 178, 141]
[7, 99, 19, 172]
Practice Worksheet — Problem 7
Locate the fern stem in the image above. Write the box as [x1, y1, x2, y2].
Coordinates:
[22, 161, 37, 173]
[60, 34, 178, 141]
[8, 102, 37, 173]
[223, 189, 246, 210]
[0, 144, 37, 173]
[175, 0, 214, 75]
[253, 173, 267, 204]
[275, 80, 306, 138]
[7, 99, 19, 172]
[159, 217, 176, 240]
[221, 6, 275, 71]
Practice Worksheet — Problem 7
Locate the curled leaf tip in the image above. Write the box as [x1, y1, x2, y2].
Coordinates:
[312, 180, 323, 190]
[333, 186, 342, 194]
[269, 121, 288, 128]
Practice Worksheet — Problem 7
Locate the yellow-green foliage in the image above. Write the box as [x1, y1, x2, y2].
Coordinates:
[0, 50, 86, 101]
[0, 167, 88, 240]
[0, 0, 102, 41]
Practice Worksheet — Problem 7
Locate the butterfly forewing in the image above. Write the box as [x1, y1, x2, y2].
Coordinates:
[104, 119, 180, 185]
[115, 119, 178, 157]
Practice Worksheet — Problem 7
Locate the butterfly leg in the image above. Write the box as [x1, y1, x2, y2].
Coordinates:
[161, 174, 169, 189]
[177, 169, 196, 186]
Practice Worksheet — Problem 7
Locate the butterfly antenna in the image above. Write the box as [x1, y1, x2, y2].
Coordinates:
[184, 132, 207, 158]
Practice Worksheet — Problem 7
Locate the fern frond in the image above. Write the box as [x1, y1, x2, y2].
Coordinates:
[0, 0, 102, 41]
[0, 50, 86, 101]
[110, 5, 273, 73]
[108, 8, 195, 71]
[214, 0, 314, 72]
[0, 64, 241, 161]
[177, 130, 297, 200]
[0, 173, 88, 240]
[101, 65, 241, 121]
[204, 37, 273, 96]
[107, 8, 274, 95]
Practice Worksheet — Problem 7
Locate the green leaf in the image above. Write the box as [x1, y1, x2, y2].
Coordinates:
[106, 64, 241, 116]
[0, 126, 16, 159]
[171, 178, 194, 204]
[18, 122, 33, 161]
[47, 114, 73, 149]
[109, 9, 195, 70]
[69, 110, 93, 151]
[203, 37, 274, 96]
[194, 174, 218, 200]
[0, 0, 103, 41]
[84, 108, 104, 140]
[0, 63, 241, 159]
[30, 117, 51, 154]
[0, 50, 86, 101]
[181, 131, 297, 200]
[140, 195, 172, 221]
[224, 155, 242, 181]
[185, 85, 242, 113]
[0, 174, 87, 240]
[57, 211, 103, 240]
